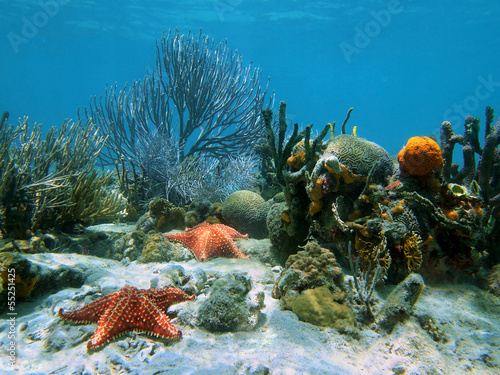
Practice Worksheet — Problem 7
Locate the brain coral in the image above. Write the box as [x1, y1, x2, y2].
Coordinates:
[397, 136, 443, 177]
[324, 135, 394, 183]
[222, 190, 268, 239]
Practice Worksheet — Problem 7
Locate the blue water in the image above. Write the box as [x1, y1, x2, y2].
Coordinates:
[1, 0, 500, 155]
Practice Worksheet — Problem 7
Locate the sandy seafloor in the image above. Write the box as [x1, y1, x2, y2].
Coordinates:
[1, 225, 499, 375]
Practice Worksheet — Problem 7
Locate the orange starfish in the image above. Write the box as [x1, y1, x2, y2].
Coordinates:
[163, 222, 249, 262]
[58, 285, 195, 350]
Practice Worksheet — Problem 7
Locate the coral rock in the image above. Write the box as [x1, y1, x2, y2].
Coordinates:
[398, 136, 444, 177]
[272, 240, 344, 300]
[222, 190, 269, 238]
[324, 134, 394, 183]
[197, 272, 263, 332]
[284, 285, 356, 332]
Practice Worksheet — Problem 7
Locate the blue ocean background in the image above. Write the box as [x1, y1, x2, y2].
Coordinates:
[1, 0, 500, 156]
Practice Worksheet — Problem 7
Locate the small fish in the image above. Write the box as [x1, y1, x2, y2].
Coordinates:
[385, 179, 402, 191]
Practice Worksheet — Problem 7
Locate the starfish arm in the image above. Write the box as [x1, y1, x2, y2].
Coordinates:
[214, 224, 249, 239]
[58, 292, 118, 323]
[192, 229, 212, 261]
[86, 290, 138, 350]
[136, 293, 183, 339]
[219, 241, 250, 260]
[146, 288, 195, 311]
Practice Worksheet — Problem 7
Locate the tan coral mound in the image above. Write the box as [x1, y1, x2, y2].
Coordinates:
[222, 190, 268, 238]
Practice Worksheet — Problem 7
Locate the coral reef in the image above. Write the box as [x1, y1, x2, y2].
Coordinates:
[262, 104, 499, 317]
[222, 190, 269, 238]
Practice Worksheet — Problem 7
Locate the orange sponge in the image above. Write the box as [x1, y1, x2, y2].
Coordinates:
[398, 136, 443, 177]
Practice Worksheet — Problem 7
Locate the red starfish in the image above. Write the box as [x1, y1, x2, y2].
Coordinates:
[163, 222, 249, 262]
[58, 285, 195, 350]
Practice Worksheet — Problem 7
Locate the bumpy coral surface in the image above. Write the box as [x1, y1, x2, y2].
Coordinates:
[324, 135, 394, 183]
[284, 285, 356, 331]
[397, 136, 443, 177]
[222, 190, 269, 238]
[272, 240, 344, 299]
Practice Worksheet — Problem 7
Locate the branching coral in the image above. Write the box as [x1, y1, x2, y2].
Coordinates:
[261, 101, 329, 190]
[88, 28, 270, 206]
[89, 28, 269, 165]
[0, 115, 126, 239]
[402, 232, 423, 272]
[441, 107, 500, 205]
[347, 238, 387, 323]
[132, 130, 260, 205]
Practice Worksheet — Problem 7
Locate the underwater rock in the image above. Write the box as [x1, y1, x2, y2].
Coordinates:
[135, 213, 155, 233]
[487, 264, 500, 296]
[151, 264, 207, 295]
[246, 364, 272, 375]
[111, 230, 146, 262]
[375, 273, 425, 333]
[236, 238, 279, 267]
[184, 200, 213, 227]
[284, 285, 356, 333]
[0, 252, 85, 313]
[136, 198, 186, 233]
[141, 233, 194, 263]
[222, 190, 269, 239]
[266, 201, 306, 264]
[197, 271, 264, 332]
